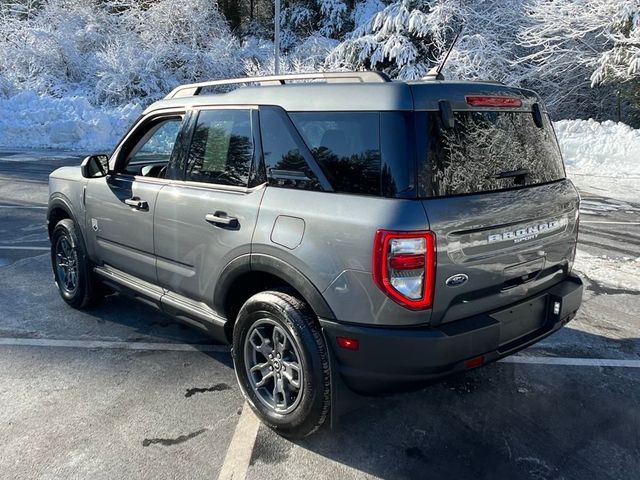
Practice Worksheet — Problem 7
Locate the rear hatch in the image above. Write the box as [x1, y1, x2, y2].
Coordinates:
[411, 82, 580, 326]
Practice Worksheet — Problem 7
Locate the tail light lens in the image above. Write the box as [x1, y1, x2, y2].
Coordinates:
[373, 230, 436, 310]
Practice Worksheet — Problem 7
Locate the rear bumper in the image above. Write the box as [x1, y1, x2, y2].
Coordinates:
[320, 274, 583, 393]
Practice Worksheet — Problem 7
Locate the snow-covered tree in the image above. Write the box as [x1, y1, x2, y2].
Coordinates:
[591, 0, 640, 89]
[441, 0, 529, 84]
[99, 0, 241, 103]
[516, 0, 624, 120]
[0, 0, 246, 104]
[2, 0, 640, 126]
[326, 0, 453, 79]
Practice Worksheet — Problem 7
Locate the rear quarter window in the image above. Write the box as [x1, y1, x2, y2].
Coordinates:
[289, 112, 381, 196]
[417, 111, 565, 197]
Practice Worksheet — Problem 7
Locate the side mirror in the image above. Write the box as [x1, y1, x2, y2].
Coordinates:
[80, 154, 110, 178]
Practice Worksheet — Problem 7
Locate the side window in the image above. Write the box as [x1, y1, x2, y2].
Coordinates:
[288, 112, 381, 196]
[186, 109, 254, 187]
[259, 108, 321, 191]
[120, 118, 182, 177]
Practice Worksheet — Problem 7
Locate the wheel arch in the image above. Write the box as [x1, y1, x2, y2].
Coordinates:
[215, 254, 336, 342]
[47, 194, 94, 266]
[47, 195, 79, 239]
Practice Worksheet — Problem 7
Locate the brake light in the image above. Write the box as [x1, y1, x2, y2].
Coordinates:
[372, 230, 436, 310]
[465, 96, 522, 108]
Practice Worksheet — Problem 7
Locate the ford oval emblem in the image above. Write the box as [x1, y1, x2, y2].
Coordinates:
[446, 274, 468, 287]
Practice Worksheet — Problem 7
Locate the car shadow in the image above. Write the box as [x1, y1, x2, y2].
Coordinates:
[79, 292, 234, 369]
[252, 327, 640, 480]
[39, 284, 640, 479]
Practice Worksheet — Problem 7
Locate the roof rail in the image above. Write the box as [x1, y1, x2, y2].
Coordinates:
[165, 71, 392, 99]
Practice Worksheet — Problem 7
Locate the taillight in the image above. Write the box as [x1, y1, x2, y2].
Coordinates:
[372, 230, 436, 310]
[465, 96, 522, 108]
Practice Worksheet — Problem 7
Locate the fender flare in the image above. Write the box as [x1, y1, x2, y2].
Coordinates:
[47, 194, 80, 238]
[213, 253, 336, 321]
[47, 194, 91, 262]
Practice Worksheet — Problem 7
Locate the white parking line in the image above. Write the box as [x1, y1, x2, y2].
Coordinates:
[0, 338, 637, 369]
[580, 221, 640, 225]
[500, 356, 640, 368]
[0, 205, 47, 209]
[217, 404, 261, 480]
[0, 337, 230, 352]
[0, 246, 49, 251]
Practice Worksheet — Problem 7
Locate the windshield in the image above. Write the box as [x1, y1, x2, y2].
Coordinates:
[417, 111, 565, 197]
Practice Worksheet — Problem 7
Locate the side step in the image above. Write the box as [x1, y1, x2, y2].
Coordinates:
[94, 265, 228, 343]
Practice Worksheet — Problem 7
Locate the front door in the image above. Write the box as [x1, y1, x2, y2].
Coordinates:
[85, 114, 184, 284]
[154, 107, 265, 310]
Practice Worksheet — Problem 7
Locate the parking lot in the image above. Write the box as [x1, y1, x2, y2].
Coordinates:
[0, 151, 638, 479]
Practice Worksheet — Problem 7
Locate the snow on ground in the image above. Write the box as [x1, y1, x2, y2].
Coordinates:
[573, 250, 640, 292]
[555, 119, 640, 178]
[0, 92, 142, 152]
[569, 174, 640, 203]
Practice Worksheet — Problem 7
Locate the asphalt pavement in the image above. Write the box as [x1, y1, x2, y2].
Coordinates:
[0, 150, 638, 480]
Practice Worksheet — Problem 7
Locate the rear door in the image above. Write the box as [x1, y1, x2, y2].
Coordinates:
[154, 107, 265, 313]
[85, 113, 184, 284]
[415, 101, 580, 327]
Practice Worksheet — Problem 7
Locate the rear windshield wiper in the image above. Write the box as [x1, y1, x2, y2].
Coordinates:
[488, 168, 529, 185]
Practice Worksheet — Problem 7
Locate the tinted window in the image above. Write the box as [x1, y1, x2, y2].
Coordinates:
[186, 109, 253, 187]
[418, 111, 565, 197]
[259, 108, 321, 191]
[381, 112, 415, 198]
[122, 118, 181, 176]
[289, 112, 381, 195]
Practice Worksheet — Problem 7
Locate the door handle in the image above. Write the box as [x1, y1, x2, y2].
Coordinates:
[125, 198, 148, 210]
[205, 212, 238, 227]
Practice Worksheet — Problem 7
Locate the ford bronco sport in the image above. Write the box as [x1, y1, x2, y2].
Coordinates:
[48, 71, 583, 437]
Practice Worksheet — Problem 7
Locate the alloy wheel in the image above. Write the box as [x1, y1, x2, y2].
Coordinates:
[244, 319, 304, 414]
[55, 235, 79, 294]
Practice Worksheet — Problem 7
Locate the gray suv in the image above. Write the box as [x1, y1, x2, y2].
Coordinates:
[47, 71, 583, 437]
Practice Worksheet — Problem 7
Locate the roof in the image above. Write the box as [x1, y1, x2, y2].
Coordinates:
[143, 72, 542, 115]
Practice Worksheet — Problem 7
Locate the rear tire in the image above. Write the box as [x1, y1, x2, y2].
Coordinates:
[51, 218, 103, 309]
[232, 290, 331, 438]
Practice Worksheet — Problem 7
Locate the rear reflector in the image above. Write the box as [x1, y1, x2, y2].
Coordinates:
[337, 337, 359, 351]
[389, 253, 426, 270]
[465, 96, 522, 108]
[464, 355, 485, 369]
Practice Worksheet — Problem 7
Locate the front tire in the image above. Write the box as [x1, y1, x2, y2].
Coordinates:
[51, 218, 102, 309]
[232, 290, 331, 438]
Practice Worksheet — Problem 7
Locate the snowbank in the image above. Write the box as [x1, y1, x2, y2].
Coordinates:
[1, 94, 640, 178]
[0, 92, 142, 152]
[554, 119, 640, 177]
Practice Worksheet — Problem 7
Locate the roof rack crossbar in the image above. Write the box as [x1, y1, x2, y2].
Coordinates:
[165, 71, 392, 99]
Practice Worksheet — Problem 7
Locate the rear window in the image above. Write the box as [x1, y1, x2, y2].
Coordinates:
[417, 111, 565, 197]
[289, 112, 381, 196]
